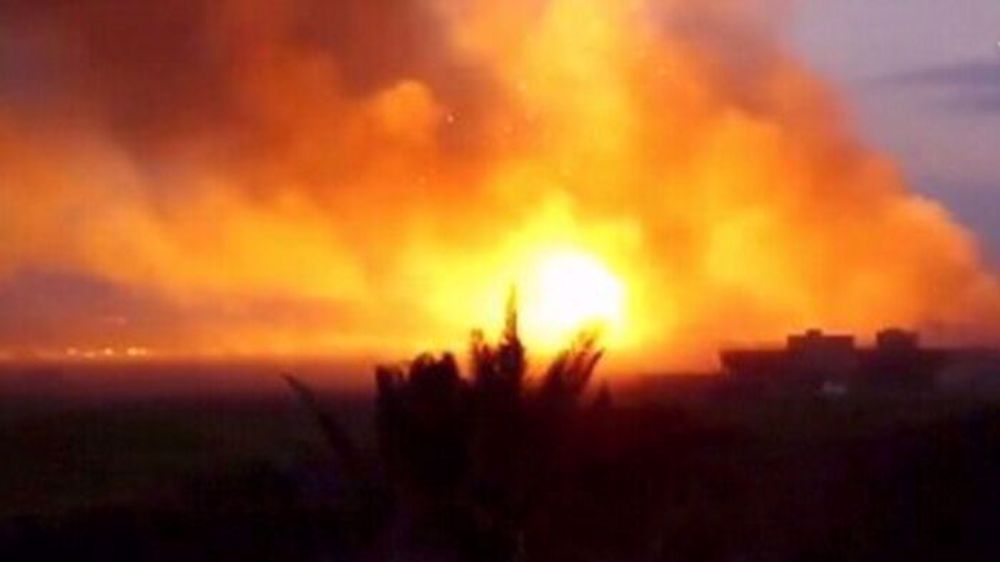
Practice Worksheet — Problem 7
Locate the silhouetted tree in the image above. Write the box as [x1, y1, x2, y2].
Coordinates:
[286, 292, 608, 560]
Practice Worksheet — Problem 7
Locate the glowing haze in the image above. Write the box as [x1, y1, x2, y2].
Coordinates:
[0, 0, 998, 366]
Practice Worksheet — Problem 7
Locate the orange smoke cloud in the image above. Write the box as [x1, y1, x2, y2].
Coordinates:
[0, 0, 997, 366]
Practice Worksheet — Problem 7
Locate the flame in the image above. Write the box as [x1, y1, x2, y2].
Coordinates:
[519, 249, 627, 350]
[0, 0, 997, 365]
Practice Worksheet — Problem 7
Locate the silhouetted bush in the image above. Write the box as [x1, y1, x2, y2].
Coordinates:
[289, 294, 607, 560]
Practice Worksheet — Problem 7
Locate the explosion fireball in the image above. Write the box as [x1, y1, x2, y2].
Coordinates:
[0, 0, 997, 365]
[518, 249, 627, 351]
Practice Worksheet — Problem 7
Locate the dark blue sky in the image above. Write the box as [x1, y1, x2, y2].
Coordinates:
[792, 0, 1000, 261]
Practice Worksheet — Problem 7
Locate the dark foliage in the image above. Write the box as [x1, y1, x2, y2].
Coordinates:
[3, 301, 1000, 561]
[343, 294, 609, 560]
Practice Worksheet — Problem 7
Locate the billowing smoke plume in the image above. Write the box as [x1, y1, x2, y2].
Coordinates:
[0, 0, 997, 365]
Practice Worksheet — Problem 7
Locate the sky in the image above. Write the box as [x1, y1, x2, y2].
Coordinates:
[791, 0, 1000, 259]
[1, 1, 999, 363]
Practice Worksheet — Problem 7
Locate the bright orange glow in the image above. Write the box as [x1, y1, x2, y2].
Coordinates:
[518, 249, 626, 351]
[0, 0, 998, 366]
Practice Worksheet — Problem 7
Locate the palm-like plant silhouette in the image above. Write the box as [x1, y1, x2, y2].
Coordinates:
[286, 293, 606, 560]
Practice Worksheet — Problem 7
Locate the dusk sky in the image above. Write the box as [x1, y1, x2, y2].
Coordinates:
[1, 1, 999, 362]
[792, 0, 1000, 258]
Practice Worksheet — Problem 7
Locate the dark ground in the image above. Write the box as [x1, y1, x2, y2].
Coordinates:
[1, 363, 999, 561]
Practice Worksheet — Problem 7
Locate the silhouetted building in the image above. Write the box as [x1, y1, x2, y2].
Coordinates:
[787, 329, 858, 381]
[937, 348, 1000, 394]
[860, 329, 944, 390]
[721, 329, 856, 392]
[875, 328, 918, 352]
[721, 328, 954, 394]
